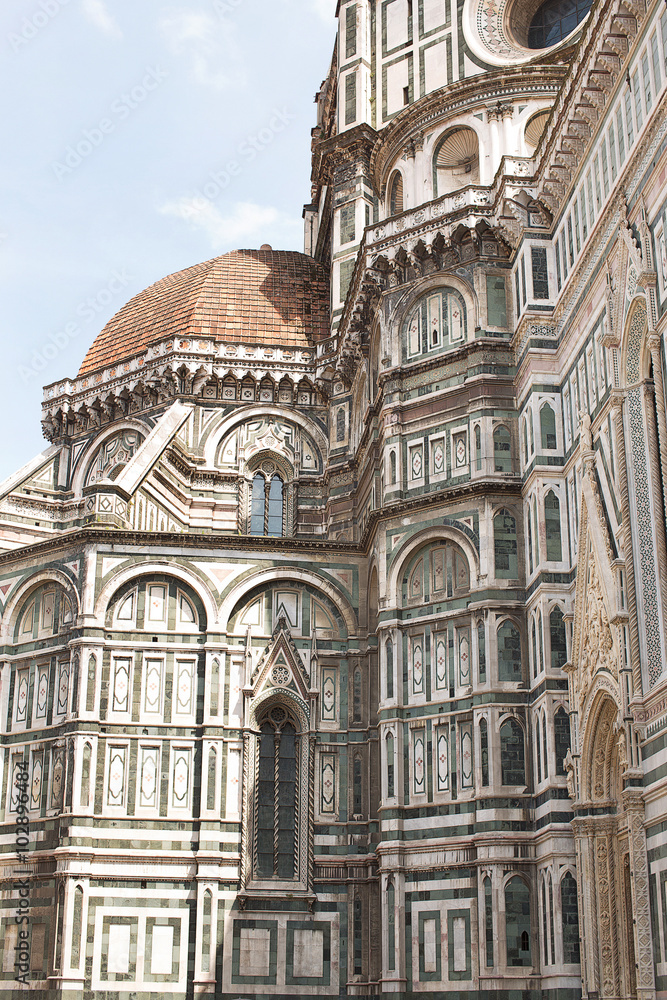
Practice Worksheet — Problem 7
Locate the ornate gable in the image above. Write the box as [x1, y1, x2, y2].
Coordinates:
[248, 617, 312, 705]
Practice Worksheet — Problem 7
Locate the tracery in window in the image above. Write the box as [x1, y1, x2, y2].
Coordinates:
[250, 473, 285, 537]
[255, 704, 299, 879]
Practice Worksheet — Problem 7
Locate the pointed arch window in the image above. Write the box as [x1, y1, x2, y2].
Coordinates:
[500, 718, 525, 785]
[255, 705, 299, 878]
[540, 402, 557, 449]
[544, 490, 562, 561]
[550, 606, 567, 668]
[250, 473, 285, 537]
[493, 425, 512, 473]
[505, 876, 531, 966]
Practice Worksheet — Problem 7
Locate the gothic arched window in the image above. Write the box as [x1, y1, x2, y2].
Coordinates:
[500, 718, 525, 785]
[544, 489, 562, 561]
[550, 606, 567, 668]
[540, 401, 557, 449]
[250, 473, 285, 537]
[505, 876, 531, 966]
[494, 510, 518, 578]
[493, 425, 512, 473]
[256, 705, 299, 878]
[388, 170, 404, 215]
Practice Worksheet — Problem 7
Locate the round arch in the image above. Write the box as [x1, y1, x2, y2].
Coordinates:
[219, 566, 358, 637]
[388, 271, 479, 345]
[0, 570, 81, 644]
[93, 561, 219, 628]
[201, 404, 329, 469]
[385, 525, 481, 606]
[70, 419, 151, 495]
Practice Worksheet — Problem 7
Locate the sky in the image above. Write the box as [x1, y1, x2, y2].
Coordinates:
[0, 0, 336, 482]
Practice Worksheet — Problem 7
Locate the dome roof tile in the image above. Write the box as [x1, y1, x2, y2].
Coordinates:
[77, 248, 330, 376]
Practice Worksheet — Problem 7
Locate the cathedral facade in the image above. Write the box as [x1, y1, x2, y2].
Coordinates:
[2, 0, 667, 997]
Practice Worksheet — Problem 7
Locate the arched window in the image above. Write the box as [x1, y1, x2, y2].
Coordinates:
[478, 620, 486, 683]
[387, 880, 396, 971]
[540, 402, 557, 449]
[484, 877, 494, 966]
[537, 610, 544, 673]
[386, 732, 395, 798]
[527, 508, 534, 575]
[480, 718, 489, 786]
[561, 872, 581, 963]
[256, 705, 299, 878]
[549, 874, 555, 965]
[388, 171, 404, 215]
[550, 606, 567, 668]
[532, 495, 540, 564]
[542, 709, 549, 778]
[207, 747, 217, 810]
[434, 127, 480, 195]
[250, 473, 284, 537]
[536, 713, 542, 782]
[353, 896, 363, 974]
[529, 409, 535, 453]
[201, 889, 213, 974]
[494, 510, 518, 579]
[523, 416, 529, 464]
[81, 742, 92, 807]
[554, 707, 570, 775]
[475, 424, 482, 470]
[353, 754, 362, 815]
[336, 407, 345, 442]
[544, 490, 562, 561]
[531, 616, 538, 679]
[505, 876, 531, 966]
[541, 876, 549, 964]
[390, 450, 397, 484]
[386, 638, 394, 700]
[497, 620, 522, 681]
[353, 667, 362, 723]
[71, 885, 84, 968]
[493, 426, 512, 473]
[500, 718, 525, 785]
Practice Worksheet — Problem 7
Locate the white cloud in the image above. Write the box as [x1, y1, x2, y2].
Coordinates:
[159, 8, 246, 91]
[159, 198, 301, 249]
[81, 0, 123, 38]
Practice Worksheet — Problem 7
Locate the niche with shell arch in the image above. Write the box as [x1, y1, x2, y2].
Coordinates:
[433, 127, 480, 196]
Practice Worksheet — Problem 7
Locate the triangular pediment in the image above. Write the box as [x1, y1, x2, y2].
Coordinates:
[250, 620, 311, 699]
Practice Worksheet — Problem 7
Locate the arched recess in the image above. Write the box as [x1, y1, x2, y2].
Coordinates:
[389, 272, 479, 359]
[579, 692, 622, 803]
[386, 525, 480, 606]
[201, 404, 329, 471]
[93, 561, 219, 629]
[433, 126, 480, 195]
[70, 419, 151, 495]
[367, 564, 379, 633]
[0, 570, 81, 645]
[219, 567, 358, 638]
[387, 169, 404, 215]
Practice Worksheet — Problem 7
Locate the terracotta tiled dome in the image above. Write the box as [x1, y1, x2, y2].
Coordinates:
[77, 248, 330, 376]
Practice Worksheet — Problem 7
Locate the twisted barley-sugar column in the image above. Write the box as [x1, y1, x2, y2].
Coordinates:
[642, 379, 667, 636]
[611, 393, 642, 697]
[648, 334, 667, 530]
[273, 730, 281, 876]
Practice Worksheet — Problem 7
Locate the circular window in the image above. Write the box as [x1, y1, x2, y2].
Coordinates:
[526, 0, 592, 48]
